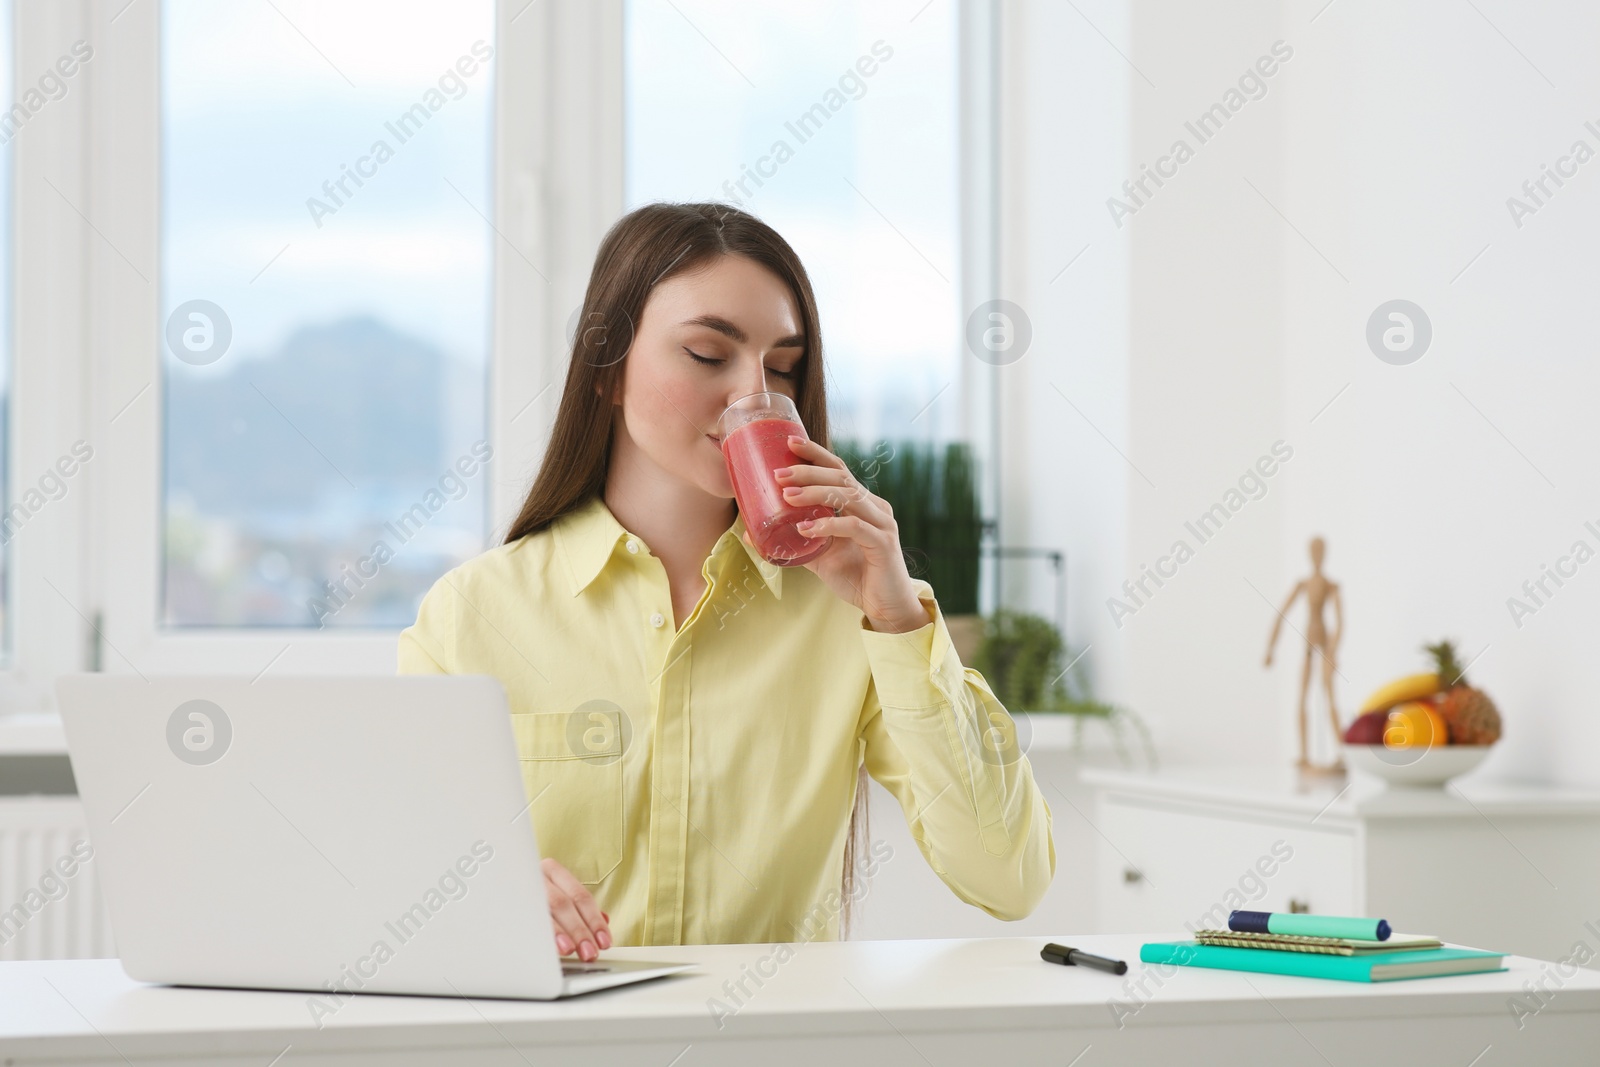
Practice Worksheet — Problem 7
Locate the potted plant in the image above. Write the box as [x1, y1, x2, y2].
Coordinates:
[837, 438, 982, 659]
[972, 609, 1156, 767]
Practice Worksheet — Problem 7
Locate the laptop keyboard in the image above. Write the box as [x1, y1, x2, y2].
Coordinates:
[562, 962, 614, 974]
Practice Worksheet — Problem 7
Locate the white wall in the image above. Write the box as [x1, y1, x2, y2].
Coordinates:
[1009, 0, 1600, 785]
[998, 0, 1131, 706]
[1005, 0, 1291, 762]
[1120, 0, 1290, 765]
[1277, 0, 1600, 787]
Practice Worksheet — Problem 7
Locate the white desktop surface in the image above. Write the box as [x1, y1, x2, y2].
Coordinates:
[1, 935, 1595, 1066]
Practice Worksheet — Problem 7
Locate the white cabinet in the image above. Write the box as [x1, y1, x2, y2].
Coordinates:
[1095, 796, 1357, 933]
[1086, 767, 1600, 964]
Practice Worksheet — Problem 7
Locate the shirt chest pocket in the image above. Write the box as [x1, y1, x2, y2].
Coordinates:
[509, 710, 624, 886]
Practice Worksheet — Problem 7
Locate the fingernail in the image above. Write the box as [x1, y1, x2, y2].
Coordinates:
[557, 934, 574, 954]
[774, 466, 791, 477]
[580, 940, 596, 961]
[783, 486, 800, 497]
[597, 930, 612, 949]
[798, 519, 815, 530]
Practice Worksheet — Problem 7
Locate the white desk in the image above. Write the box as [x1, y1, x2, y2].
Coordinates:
[1, 935, 1595, 1065]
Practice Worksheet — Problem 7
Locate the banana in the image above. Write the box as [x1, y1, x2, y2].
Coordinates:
[1360, 672, 1441, 714]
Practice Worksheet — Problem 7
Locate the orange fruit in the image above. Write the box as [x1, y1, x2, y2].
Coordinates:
[1383, 700, 1447, 748]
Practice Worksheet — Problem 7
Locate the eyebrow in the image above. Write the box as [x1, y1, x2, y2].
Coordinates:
[680, 315, 805, 350]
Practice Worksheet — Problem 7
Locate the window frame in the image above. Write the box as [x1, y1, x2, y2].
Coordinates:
[0, 0, 95, 711]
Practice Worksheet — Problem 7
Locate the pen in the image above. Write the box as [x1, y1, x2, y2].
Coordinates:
[1041, 943, 1128, 975]
[1228, 910, 1391, 942]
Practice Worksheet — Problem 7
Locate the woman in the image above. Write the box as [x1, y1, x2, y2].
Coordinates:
[398, 202, 1054, 963]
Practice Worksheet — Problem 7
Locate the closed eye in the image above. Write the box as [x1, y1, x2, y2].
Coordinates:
[685, 348, 800, 380]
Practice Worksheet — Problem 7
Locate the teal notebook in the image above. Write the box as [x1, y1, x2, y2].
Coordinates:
[1140, 941, 1506, 983]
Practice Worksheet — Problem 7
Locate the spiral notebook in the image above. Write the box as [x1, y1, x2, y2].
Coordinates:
[1193, 929, 1442, 956]
[1143, 941, 1505, 982]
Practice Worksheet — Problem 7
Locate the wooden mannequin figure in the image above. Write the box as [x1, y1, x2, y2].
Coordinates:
[1263, 536, 1345, 774]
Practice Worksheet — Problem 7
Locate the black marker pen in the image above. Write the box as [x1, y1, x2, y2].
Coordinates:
[1041, 943, 1128, 975]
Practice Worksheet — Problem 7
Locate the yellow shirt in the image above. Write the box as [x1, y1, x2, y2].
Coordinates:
[396, 494, 1054, 946]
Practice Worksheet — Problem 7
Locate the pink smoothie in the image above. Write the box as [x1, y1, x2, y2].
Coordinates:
[721, 417, 833, 566]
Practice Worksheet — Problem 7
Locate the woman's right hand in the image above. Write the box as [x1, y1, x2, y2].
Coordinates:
[543, 857, 611, 962]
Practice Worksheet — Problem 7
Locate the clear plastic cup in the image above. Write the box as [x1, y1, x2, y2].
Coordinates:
[718, 392, 833, 567]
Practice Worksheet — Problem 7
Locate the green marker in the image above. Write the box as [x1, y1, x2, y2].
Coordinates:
[1228, 910, 1391, 941]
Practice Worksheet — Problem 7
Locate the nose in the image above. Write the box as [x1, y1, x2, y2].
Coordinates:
[730, 355, 769, 403]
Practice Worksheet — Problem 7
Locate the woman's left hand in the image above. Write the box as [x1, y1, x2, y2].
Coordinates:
[749, 435, 931, 634]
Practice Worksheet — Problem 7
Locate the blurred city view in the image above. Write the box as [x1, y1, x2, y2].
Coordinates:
[163, 317, 487, 627]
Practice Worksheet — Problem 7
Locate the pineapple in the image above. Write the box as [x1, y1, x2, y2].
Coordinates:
[1424, 640, 1503, 745]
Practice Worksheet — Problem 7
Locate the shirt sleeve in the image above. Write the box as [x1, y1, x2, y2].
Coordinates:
[397, 574, 455, 675]
[857, 579, 1056, 921]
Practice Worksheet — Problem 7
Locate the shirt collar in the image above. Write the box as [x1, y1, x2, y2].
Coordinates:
[552, 495, 784, 601]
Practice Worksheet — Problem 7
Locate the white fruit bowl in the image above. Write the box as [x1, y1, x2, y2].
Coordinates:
[1344, 743, 1493, 788]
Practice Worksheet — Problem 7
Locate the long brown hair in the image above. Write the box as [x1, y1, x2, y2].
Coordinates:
[504, 202, 872, 939]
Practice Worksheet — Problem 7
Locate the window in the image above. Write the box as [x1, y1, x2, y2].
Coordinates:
[623, 0, 964, 448]
[160, 0, 495, 628]
[4, 1, 980, 693]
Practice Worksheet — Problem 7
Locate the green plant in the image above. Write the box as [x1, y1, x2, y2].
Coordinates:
[972, 609, 1156, 766]
[971, 609, 1095, 713]
[836, 438, 980, 614]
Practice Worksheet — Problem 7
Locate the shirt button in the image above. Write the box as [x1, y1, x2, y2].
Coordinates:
[626, 540, 640, 554]
[650, 612, 665, 628]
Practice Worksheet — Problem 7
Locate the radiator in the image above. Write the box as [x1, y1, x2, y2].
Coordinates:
[0, 797, 116, 960]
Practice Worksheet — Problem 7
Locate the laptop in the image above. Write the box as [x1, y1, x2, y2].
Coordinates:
[55, 674, 695, 1001]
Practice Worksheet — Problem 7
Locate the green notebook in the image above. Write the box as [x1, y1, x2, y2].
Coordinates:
[1140, 941, 1506, 982]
